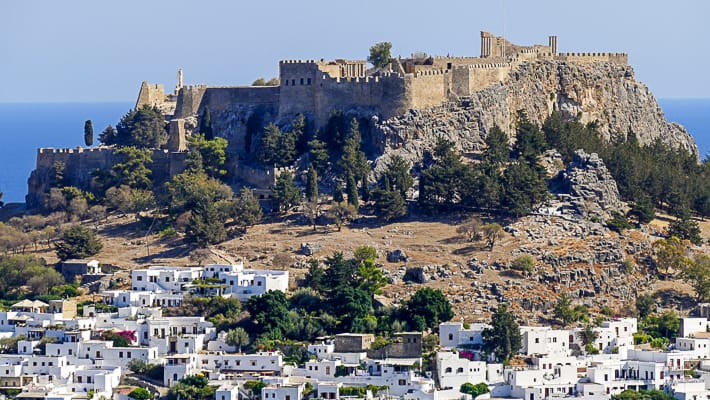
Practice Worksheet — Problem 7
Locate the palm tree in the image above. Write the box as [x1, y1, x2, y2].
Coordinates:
[225, 327, 250, 353]
[579, 324, 599, 346]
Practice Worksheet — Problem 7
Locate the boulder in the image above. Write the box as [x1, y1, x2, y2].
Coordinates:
[558, 150, 623, 219]
[300, 242, 321, 256]
[387, 249, 409, 263]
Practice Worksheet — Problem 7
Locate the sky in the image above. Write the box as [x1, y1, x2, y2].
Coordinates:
[1, 0, 709, 102]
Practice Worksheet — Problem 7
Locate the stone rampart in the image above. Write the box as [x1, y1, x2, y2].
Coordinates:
[408, 70, 449, 110]
[174, 85, 208, 118]
[237, 164, 294, 189]
[27, 147, 187, 209]
[556, 52, 628, 64]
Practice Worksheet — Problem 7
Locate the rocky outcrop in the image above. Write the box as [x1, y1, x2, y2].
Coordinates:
[374, 60, 697, 176]
[558, 150, 623, 219]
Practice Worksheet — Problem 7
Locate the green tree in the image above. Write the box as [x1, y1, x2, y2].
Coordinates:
[230, 188, 262, 232]
[380, 155, 413, 197]
[225, 327, 250, 353]
[354, 245, 378, 262]
[682, 254, 710, 302]
[327, 203, 357, 231]
[55, 225, 103, 261]
[246, 290, 291, 338]
[630, 194, 655, 224]
[368, 42, 392, 68]
[84, 120, 94, 147]
[653, 236, 691, 275]
[308, 139, 330, 175]
[165, 171, 233, 217]
[323, 251, 357, 291]
[111, 146, 153, 190]
[270, 171, 301, 212]
[99, 124, 117, 145]
[346, 172, 359, 208]
[187, 134, 228, 178]
[306, 164, 318, 202]
[372, 189, 406, 221]
[500, 161, 548, 217]
[579, 324, 599, 346]
[303, 259, 326, 293]
[635, 293, 656, 318]
[111, 106, 168, 148]
[185, 204, 227, 246]
[332, 183, 344, 203]
[200, 107, 214, 140]
[513, 110, 547, 162]
[331, 286, 373, 331]
[553, 293, 576, 326]
[667, 211, 703, 246]
[418, 138, 475, 212]
[482, 304, 522, 362]
[403, 288, 454, 331]
[356, 258, 388, 297]
[256, 123, 296, 167]
[481, 223, 503, 250]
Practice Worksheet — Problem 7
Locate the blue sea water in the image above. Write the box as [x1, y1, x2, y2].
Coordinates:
[0, 99, 708, 204]
[0, 102, 132, 203]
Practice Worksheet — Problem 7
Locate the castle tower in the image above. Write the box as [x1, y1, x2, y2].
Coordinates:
[548, 36, 558, 55]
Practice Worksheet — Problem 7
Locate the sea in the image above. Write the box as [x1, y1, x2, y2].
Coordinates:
[0, 99, 708, 204]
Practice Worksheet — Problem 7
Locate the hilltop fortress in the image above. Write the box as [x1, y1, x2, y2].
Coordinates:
[27, 32, 695, 207]
[136, 32, 630, 158]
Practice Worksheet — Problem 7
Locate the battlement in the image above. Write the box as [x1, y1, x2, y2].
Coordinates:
[454, 63, 511, 70]
[37, 146, 109, 155]
[279, 59, 319, 65]
[414, 69, 449, 77]
[556, 52, 628, 64]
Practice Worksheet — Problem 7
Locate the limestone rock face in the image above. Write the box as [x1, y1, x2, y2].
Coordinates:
[373, 60, 697, 177]
[560, 150, 622, 219]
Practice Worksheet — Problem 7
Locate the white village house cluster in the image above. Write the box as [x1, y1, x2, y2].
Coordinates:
[1, 260, 710, 400]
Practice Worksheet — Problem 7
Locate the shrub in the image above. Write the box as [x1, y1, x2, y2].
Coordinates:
[510, 255, 535, 274]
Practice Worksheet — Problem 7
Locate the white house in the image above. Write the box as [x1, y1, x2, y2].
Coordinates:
[436, 351, 486, 389]
[439, 322, 490, 348]
[520, 326, 570, 357]
[202, 263, 289, 301]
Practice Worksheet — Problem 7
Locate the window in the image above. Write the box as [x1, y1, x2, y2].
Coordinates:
[398, 379, 406, 385]
[448, 333, 453, 341]
[137, 276, 143, 281]
[300, 78, 304, 85]
[445, 367, 452, 373]
[456, 368, 464, 373]
[127, 352, 132, 358]
[307, 78, 312, 85]
[535, 338, 540, 344]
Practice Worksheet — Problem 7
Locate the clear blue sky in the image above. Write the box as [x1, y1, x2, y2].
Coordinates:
[1, 0, 708, 102]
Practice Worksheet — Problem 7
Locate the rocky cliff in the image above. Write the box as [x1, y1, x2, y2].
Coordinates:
[373, 60, 697, 175]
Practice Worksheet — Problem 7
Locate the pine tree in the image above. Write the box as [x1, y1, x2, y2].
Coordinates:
[84, 120, 94, 147]
[306, 164, 318, 202]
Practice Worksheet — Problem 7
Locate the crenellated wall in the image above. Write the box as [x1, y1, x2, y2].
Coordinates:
[556, 52, 629, 64]
[27, 147, 186, 208]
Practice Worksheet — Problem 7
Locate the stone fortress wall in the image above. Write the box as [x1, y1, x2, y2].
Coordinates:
[27, 147, 186, 208]
[138, 32, 629, 137]
[26, 32, 634, 206]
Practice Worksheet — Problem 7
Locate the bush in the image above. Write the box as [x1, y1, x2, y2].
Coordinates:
[129, 387, 153, 400]
[510, 255, 535, 274]
[460, 382, 489, 397]
[585, 343, 600, 354]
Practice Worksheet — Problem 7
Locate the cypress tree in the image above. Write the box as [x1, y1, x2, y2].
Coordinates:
[346, 172, 359, 208]
[361, 175, 371, 202]
[84, 120, 94, 147]
[333, 183, 344, 203]
[201, 107, 214, 140]
[306, 164, 318, 202]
